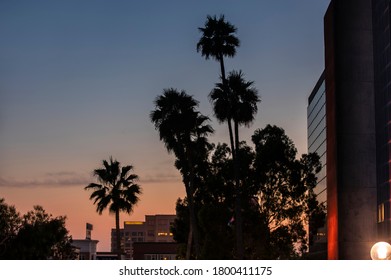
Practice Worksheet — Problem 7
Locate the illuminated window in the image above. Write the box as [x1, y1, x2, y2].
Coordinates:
[378, 203, 385, 223]
[125, 221, 144, 225]
[157, 232, 168, 236]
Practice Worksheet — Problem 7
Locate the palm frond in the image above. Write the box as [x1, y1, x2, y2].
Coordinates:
[84, 183, 103, 191]
[210, 70, 260, 127]
[85, 157, 142, 216]
[197, 14, 240, 61]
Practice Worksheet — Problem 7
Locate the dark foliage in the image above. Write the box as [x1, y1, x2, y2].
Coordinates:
[171, 125, 325, 259]
[0, 200, 75, 260]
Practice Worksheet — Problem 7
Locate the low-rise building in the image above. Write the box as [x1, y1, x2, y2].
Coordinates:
[133, 242, 178, 260]
[111, 214, 176, 259]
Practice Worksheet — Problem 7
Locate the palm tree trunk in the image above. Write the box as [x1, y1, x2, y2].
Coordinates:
[186, 223, 193, 259]
[186, 154, 200, 259]
[219, 55, 226, 82]
[220, 54, 243, 258]
[178, 144, 200, 259]
[227, 119, 236, 162]
[115, 210, 122, 260]
[184, 182, 199, 259]
[234, 120, 244, 259]
[221, 55, 235, 161]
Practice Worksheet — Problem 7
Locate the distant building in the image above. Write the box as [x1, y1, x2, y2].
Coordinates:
[111, 214, 176, 259]
[71, 223, 99, 260]
[133, 242, 178, 260]
[145, 215, 176, 242]
[96, 252, 119, 260]
[111, 221, 145, 259]
[72, 239, 99, 260]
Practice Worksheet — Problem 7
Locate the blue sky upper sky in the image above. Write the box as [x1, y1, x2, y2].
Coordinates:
[0, 0, 330, 251]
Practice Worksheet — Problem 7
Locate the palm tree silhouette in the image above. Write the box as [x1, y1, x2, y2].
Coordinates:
[150, 88, 213, 259]
[209, 70, 260, 258]
[197, 14, 240, 83]
[198, 14, 253, 258]
[197, 15, 239, 155]
[85, 157, 141, 260]
[211, 70, 260, 128]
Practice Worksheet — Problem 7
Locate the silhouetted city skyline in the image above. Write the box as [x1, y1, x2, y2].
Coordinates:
[0, 0, 329, 252]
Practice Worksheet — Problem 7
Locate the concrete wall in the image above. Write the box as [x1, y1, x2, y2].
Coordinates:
[325, 0, 378, 259]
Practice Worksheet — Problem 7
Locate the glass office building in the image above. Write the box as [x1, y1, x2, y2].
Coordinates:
[307, 71, 327, 207]
[307, 71, 327, 253]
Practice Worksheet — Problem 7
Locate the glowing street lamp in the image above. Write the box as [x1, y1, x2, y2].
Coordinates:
[370, 241, 391, 260]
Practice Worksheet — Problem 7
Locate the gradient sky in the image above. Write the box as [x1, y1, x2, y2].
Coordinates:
[0, 0, 330, 251]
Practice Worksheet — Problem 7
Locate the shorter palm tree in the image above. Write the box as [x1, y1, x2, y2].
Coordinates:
[85, 157, 141, 260]
[209, 70, 260, 259]
[150, 88, 213, 259]
[210, 70, 259, 127]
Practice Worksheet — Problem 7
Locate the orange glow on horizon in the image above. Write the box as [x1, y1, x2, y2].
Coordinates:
[1, 180, 185, 252]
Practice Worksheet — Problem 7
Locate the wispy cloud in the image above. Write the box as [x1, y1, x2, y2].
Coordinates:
[140, 172, 181, 184]
[0, 172, 92, 188]
[45, 171, 79, 177]
[0, 169, 182, 187]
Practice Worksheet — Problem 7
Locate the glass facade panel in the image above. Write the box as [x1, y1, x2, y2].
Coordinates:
[307, 77, 326, 206]
[307, 83, 326, 116]
[308, 130, 326, 153]
[307, 72, 327, 253]
[308, 117, 326, 147]
[308, 102, 326, 132]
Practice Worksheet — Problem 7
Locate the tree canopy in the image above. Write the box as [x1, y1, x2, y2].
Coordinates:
[171, 125, 325, 259]
[156, 14, 324, 260]
[0, 199, 75, 260]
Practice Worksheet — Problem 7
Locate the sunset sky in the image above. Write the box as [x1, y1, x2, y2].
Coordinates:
[0, 0, 329, 251]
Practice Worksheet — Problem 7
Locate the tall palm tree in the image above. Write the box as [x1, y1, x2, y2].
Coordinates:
[209, 70, 260, 259]
[197, 14, 240, 83]
[85, 157, 141, 260]
[197, 14, 240, 155]
[150, 88, 213, 259]
[198, 14, 247, 259]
